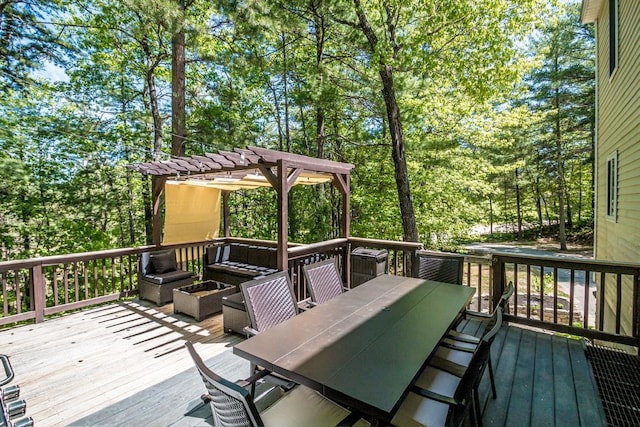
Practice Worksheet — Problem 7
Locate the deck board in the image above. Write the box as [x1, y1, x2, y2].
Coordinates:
[481, 325, 606, 427]
[0, 302, 607, 426]
[505, 328, 535, 426]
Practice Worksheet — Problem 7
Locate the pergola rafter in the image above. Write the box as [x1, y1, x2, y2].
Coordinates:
[127, 146, 354, 271]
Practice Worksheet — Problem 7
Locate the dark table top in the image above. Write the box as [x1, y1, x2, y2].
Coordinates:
[233, 274, 475, 422]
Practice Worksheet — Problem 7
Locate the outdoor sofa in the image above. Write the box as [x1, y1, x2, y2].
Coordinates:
[203, 243, 278, 287]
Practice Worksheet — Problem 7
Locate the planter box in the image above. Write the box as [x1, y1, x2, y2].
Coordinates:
[173, 281, 236, 321]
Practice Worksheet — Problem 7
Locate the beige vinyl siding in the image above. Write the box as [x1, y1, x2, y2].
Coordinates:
[595, 0, 640, 338]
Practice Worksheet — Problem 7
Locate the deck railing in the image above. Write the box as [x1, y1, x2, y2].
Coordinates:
[1, 239, 639, 349]
[287, 237, 422, 301]
[0, 237, 421, 327]
[0, 240, 215, 326]
[491, 253, 640, 348]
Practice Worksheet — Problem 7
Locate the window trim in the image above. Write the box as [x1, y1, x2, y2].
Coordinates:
[609, 0, 619, 77]
[606, 151, 618, 222]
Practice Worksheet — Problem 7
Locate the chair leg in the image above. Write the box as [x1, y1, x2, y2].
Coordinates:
[250, 362, 257, 396]
[488, 355, 497, 400]
[473, 388, 483, 427]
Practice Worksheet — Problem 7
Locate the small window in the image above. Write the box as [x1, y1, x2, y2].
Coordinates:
[606, 151, 617, 221]
[609, 0, 618, 76]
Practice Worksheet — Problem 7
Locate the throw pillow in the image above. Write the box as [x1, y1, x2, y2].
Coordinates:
[150, 250, 177, 274]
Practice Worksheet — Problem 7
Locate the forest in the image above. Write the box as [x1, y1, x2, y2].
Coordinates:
[0, 0, 594, 260]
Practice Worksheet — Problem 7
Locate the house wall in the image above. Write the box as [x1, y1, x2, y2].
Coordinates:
[593, 0, 640, 338]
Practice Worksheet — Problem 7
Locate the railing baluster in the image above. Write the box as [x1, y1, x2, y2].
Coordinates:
[14, 270, 22, 314]
[553, 267, 558, 324]
[539, 265, 544, 322]
[2, 272, 7, 316]
[616, 273, 622, 334]
[598, 272, 606, 331]
[526, 264, 531, 319]
[633, 272, 640, 340]
[475, 263, 482, 312]
[73, 262, 80, 302]
[93, 260, 99, 298]
[63, 264, 69, 305]
[513, 263, 518, 315]
[583, 270, 590, 329]
[53, 265, 59, 306]
[569, 269, 575, 326]
[83, 261, 89, 301]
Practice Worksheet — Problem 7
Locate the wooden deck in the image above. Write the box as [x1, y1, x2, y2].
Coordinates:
[0, 300, 607, 426]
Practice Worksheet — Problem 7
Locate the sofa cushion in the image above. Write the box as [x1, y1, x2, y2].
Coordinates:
[229, 243, 249, 264]
[208, 263, 263, 278]
[150, 250, 177, 274]
[143, 269, 193, 285]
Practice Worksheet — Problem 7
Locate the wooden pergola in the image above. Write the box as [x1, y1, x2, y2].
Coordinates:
[127, 146, 354, 271]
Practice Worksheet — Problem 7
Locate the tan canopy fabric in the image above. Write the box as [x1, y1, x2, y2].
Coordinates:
[162, 181, 221, 245]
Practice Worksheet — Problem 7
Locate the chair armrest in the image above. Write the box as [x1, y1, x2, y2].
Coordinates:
[243, 326, 260, 337]
[447, 330, 481, 344]
[464, 311, 493, 320]
[440, 338, 478, 353]
[409, 384, 459, 406]
[297, 298, 316, 311]
[235, 369, 271, 388]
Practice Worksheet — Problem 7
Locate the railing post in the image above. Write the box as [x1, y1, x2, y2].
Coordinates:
[633, 270, 640, 345]
[410, 249, 418, 278]
[33, 264, 46, 323]
[491, 254, 504, 312]
[344, 240, 351, 288]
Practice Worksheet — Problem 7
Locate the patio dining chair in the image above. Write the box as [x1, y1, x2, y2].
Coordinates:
[449, 281, 514, 342]
[390, 322, 500, 427]
[240, 272, 299, 394]
[302, 258, 347, 307]
[240, 271, 298, 337]
[415, 251, 465, 285]
[428, 307, 504, 425]
[185, 342, 366, 427]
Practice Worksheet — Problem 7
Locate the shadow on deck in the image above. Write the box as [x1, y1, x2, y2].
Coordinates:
[0, 300, 614, 426]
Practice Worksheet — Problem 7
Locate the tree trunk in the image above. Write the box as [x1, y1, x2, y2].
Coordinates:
[515, 167, 523, 239]
[281, 31, 291, 153]
[489, 196, 494, 235]
[146, 62, 163, 160]
[553, 61, 568, 250]
[535, 177, 543, 231]
[353, 0, 418, 242]
[171, 12, 186, 156]
[379, 66, 418, 242]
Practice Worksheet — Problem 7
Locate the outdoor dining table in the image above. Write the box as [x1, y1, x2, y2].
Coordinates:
[233, 274, 475, 425]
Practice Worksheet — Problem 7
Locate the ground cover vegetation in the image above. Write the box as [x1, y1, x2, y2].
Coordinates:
[0, 0, 594, 259]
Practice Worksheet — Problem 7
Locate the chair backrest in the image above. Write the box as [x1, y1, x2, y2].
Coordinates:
[415, 251, 465, 285]
[482, 307, 503, 345]
[303, 258, 344, 305]
[498, 281, 515, 313]
[185, 342, 262, 427]
[139, 249, 177, 277]
[240, 271, 298, 334]
[456, 307, 503, 400]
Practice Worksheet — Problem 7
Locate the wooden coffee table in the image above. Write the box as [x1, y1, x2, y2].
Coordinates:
[173, 281, 236, 321]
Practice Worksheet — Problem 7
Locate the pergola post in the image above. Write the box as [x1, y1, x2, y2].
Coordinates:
[276, 159, 289, 271]
[333, 172, 351, 285]
[222, 191, 231, 238]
